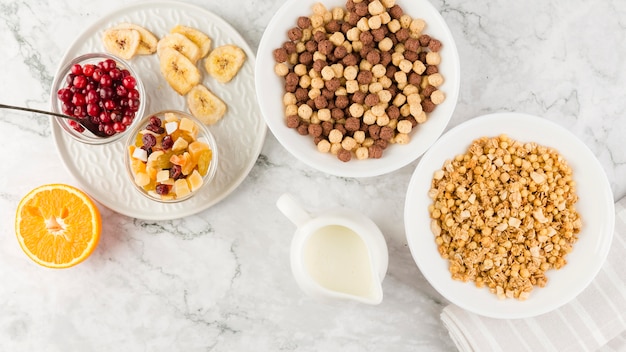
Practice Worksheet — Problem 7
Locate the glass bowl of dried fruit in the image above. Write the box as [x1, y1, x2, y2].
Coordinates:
[50, 52, 146, 145]
[124, 110, 219, 203]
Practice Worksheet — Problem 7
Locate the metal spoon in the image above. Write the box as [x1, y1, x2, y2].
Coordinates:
[0, 103, 109, 138]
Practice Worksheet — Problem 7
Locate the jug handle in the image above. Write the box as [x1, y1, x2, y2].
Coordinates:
[276, 193, 311, 227]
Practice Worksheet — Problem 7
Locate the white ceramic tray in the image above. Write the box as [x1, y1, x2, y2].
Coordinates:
[50, 1, 266, 220]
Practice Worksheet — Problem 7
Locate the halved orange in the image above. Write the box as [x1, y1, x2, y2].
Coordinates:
[15, 184, 101, 268]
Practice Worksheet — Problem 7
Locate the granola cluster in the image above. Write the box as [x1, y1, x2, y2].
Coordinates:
[428, 135, 582, 300]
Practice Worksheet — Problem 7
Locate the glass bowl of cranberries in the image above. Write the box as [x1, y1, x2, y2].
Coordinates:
[51, 52, 145, 145]
[124, 110, 219, 203]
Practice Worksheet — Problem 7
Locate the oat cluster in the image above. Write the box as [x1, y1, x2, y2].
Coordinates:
[428, 135, 582, 300]
[273, 0, 445, 162]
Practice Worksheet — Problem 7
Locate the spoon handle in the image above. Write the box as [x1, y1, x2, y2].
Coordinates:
[0, 103, 79, 121]
[0, 103, 109, 138]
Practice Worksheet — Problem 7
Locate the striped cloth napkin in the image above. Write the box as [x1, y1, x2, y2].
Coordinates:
[441, 197, 626, 352]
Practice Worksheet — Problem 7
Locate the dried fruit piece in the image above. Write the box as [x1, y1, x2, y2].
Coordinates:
[174, 178, 191, 198]
[196, 149, 213, 176]
[188, 141, 210, 163]
[204, 44, 246, 83]
[102, 28, 140, 60]
[187, 84, 227, 125]
[113, 23, 158, 55]
[172, 137, 189, 152]
[171, 25, 212, 58]
[157, 33, 202, 64]
[158, 47, 202, 95]
[187, 169, 204, 191]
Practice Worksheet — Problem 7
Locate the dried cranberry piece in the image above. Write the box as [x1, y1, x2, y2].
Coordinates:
[162, 135, 173, 150]
[141, 144, 152, 153]
[149, 116, 161, 126]
[146, 124, 164, 134]
[155, 184, 171, 195]
[169, 165, 183, 180]
[142, 134, 156, 148]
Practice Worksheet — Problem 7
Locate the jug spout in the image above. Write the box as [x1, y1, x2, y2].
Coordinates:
[299, 241, 384, 305]
[359, 280, 383, 305]
[340, 264, 384, 305]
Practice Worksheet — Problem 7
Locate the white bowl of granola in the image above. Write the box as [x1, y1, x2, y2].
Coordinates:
[404, 112, 615, 319]
[255, 0, 460, 177]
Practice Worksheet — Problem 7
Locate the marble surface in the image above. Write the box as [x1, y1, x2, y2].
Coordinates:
[0, 0, 624, 350]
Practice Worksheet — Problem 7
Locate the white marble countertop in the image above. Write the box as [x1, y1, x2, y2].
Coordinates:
[1, 0, 624, 350]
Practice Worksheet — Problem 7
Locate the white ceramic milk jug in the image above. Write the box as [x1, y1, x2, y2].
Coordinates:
[276, 193, 388, 305]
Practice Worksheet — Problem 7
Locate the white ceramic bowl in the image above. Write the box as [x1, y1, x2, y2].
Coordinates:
[404, 112, 615, 319]
[255, 0, 460, 177]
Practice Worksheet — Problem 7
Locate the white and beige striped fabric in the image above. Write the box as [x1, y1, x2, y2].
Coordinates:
[441, 197, 626, 352]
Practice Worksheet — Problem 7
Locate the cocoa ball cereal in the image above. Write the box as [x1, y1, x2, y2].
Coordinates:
[273, 0, 445, 162]
[428, 135, 582, 300]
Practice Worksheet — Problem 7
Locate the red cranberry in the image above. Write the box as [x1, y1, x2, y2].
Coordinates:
[71, 93, 85, 107]
[102, 123, 115, 136]
[99, 74, 112, 87]
[103, 99, 116, 110]
[57, 88, 72, 102]
[69, 120, 85, 132]
[112, 121, 126, 132]
[102, 59, 117, 71]
[110, 110, 123, 122]
[121, 115, 133, 126]
[116, 85, 128, 97]
[127, 89, 140, 100]
[62, 102, 73, 115]
[99, 111, 111, 124]
[99, 86, 113, 100]
[87, 103, 101, 117]
[122, 76, 136, 89]
[85, 89, 98, 104]
[84, 82, 96, 92]
[71, 64, 83, 75]
[73, 75, 87, 89]
[92, 68, 103, 81]
[109, 68, 122, 80]
[73, 105, 86, 118]
[127, 98, 140, 111]
[83, 64, 95, 77]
